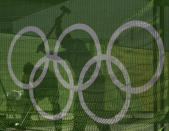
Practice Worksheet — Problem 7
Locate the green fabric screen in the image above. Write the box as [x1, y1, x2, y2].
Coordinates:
[0, 0, 169, 131]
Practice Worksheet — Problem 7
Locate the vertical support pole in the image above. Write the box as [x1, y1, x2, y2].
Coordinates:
[160, 5, 165, 131]
[153, 0, 158, 131]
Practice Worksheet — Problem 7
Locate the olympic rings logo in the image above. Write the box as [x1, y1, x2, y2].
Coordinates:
[8, 20, 164, 124]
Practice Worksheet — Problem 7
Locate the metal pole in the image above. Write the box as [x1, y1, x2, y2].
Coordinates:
[153, 0, 158, 130]
[159, 5, 165, 131]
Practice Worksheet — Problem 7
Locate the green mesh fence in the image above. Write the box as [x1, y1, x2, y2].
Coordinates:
[0, 0, 169, 131]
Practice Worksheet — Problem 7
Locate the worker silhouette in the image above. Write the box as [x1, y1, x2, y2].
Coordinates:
[20, 62, 62, 131]
[37, 6, 111, 131]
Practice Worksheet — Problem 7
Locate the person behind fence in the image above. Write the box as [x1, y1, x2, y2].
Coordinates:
[20, 62, 62, 131]
[36, 5, 111, 130]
